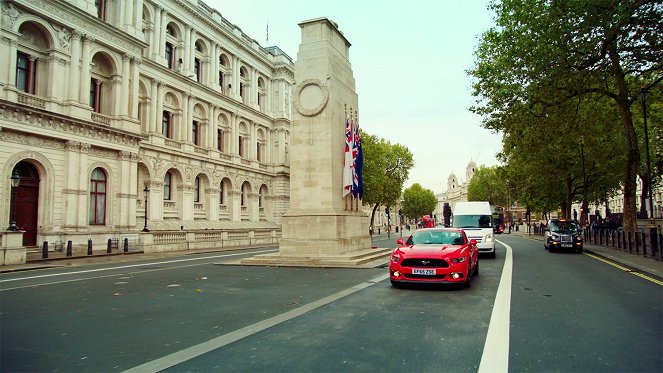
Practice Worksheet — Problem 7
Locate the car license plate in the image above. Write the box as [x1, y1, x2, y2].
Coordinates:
[412, 268, 436, 275]
[561, 243, 572, 248]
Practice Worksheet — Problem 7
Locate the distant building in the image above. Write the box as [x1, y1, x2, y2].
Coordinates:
[433, 161, 476, 223]
[1, 0, 293, 255]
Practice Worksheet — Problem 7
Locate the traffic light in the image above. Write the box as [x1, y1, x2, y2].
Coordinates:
[385, 207, 390, 216]
[398, 209, 402, 217]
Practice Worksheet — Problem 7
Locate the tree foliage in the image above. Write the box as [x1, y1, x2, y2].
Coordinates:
[469, 0, 662, 230]
[361, 133, 414, 229]
[467, 165, 508, 206]
[402, 183, 437, 220]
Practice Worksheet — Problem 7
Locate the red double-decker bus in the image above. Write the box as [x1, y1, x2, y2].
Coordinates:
[491, 205, 505, 234]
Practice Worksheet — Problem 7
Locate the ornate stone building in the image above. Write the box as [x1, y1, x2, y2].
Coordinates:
[0, 0, 293, 261]
[433, 161, 476, 223]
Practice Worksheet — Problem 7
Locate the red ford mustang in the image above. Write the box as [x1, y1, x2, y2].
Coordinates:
[389, 228, 479, 288]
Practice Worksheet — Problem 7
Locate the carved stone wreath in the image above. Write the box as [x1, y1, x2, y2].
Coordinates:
[293, 79, 329, 116]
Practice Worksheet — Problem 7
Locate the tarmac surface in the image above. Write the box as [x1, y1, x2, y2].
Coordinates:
[2, 230, 661, 281]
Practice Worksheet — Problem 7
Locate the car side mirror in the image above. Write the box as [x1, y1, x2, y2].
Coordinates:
[469, 239, 477, 245]
[396, 238, 404, 245]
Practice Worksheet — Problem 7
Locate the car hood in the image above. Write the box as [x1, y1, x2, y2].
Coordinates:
[397, 244, 464, 257]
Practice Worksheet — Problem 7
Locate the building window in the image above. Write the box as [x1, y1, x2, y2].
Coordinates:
[164, 172, 172, 200]
[194, 58, 201, 82]
[192, 121, 200, 146]
[95, 0, 107, 20]
[217, 129, 224, 152]
[219, 182, 225, 204]
[194, 177, 200, 202]
[16, 52, 36, 94]
[218, 72, 224, 92]
[90, 78, 101, 113]
[89, 168, 107, 225]
[239, 82, 244, 99]
[241, 185, 246, 206]
[256, 142, 261, 162]
[162, 111, 171, 138]
[165, 42, 174, 69]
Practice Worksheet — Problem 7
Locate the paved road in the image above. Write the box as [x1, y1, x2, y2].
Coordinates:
[1, 235, 660, 372]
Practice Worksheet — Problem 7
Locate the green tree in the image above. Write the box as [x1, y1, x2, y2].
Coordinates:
[402, 183, 437, 221]
[469, 0, 662, 231]
[467, 165, 508, 206]
[361, 133, 414, 231]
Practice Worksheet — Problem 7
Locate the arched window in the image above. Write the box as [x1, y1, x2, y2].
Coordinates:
[219, 181, 225, 204]
[162, 111, 172, 138]
[241, 183, 247, 206]
[89, 168, 107, 225]
[164, 172, 172, 200]
[194, 176, 200, 202]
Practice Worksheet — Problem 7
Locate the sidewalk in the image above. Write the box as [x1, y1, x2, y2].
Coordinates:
[510, 231, 663, 279]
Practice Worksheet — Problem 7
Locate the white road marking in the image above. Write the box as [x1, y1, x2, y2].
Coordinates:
[478, 240, 513, 373]
[122, 273, 389, 373]
[0, 249, 277, 284]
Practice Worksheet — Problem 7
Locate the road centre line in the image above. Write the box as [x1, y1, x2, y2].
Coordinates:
[0, 248, 277, 284]
[478, 240, 512, 373]
[122, 273, 390, 373]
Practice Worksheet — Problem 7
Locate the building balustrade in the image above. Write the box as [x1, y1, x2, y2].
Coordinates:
[17, 92, 46, 109]
[91, 112, 112, 126]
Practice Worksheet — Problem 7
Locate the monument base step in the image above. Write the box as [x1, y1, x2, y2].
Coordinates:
[217, 248, 391, 268]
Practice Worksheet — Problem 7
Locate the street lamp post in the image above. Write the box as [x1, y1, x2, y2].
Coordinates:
[8, 169, 20, 231]
[142, 185, 150, 232]
[639, 87, 654, 221]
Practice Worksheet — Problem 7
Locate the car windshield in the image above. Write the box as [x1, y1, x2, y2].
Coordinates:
[550, 221, 578, 232]
[452, 215, 492, 228]
[409, 231, 465, 245]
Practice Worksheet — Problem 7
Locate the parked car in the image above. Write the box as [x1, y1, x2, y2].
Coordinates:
[389, 228, 479, 288]
[544, 219, 583, 253]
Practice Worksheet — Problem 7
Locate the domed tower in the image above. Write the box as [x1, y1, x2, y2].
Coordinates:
[447, 173, 458, 191]
[466, 161, 477, 183]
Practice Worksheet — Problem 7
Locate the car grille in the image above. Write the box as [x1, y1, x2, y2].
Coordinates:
[404, 274, 446, 279]
[561, 234, 572, 242]
[401, 259, 449, 268]
[469, 237, 483, 243]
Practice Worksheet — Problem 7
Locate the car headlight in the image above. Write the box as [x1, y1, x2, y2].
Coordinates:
[551, 233, 560, 241]
[484, 232, 494, 242]
[576, 235, 582, 241]
[391, 254, 401, 263]
[450, 256, 467, 263]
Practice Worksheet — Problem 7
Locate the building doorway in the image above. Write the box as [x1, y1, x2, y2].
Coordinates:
[11, 162, 40, 246]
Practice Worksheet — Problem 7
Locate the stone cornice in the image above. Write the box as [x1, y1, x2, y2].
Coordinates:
[16, 0, 148, 55]
[0, 101, 145, 148]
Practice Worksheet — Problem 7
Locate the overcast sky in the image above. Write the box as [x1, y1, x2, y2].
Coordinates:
[206, 0, 503, 194]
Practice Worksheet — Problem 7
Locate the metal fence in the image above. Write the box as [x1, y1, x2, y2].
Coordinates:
[529, 224, 661, 261]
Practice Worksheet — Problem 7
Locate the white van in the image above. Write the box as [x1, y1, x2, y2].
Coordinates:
[452, 201, 496, 257]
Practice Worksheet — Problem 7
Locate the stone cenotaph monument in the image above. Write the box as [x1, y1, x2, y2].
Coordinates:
[242, 18, 389, 267]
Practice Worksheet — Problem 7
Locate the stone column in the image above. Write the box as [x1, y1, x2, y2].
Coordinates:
[151, 80, 161, 134]
[152, 6, 162, 59]
[68, 32, 82, 102]
[117, 151, 138, 228]
[158, 10, 168, 60]
[2, 37, 17, 89]
[130, 57, 140, 119]
[183, 25, 191, 74]
[78, 35, 93, 104]
[134, 0, 143, 30]
[120, 54, 131, 117]
[63, 141, 82, 229]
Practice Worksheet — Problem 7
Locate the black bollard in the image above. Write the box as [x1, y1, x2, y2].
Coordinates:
[42, 241, 48, 259]
[87, 239, 93, 255]
[107, 238, 112, 253]
[66, 240, 73, 256]
[123, 237, 129, 253]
